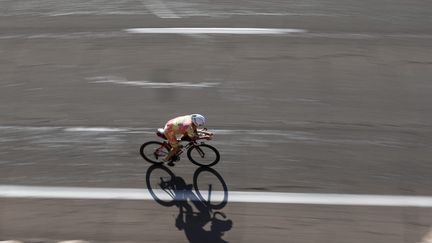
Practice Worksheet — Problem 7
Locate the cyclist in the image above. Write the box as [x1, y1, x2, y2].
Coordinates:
[163, 114, 213, 165]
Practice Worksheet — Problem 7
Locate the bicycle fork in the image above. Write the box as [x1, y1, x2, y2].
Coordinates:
[195, 145, 205, 158]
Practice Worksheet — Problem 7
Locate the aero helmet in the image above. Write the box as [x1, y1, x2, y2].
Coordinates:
[191, 114, 205, 126]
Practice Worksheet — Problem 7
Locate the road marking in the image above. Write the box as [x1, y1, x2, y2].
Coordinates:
[3, 31, 432, 40]
[125, 28, 306, 35]
[88, 77, 220, 89]
[0, 125, 410, 147]
[64, 127, 128, 132]
[2, 185, 432, 207]
[57, 241, 90, 243]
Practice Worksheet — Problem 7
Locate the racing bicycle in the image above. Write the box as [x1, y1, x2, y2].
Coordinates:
[140, 128, 220, 167]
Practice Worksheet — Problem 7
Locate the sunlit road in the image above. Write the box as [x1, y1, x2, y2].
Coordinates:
[1, 1, 432, 242]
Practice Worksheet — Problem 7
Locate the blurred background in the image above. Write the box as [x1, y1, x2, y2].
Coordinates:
[1, 0, 432, 242]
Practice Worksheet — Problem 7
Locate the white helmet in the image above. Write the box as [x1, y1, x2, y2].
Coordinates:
[191, 114, 205, 126]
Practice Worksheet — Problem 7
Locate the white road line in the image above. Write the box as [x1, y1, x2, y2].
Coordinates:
[3, 31, 432, 40]
[2, 185, 432, 207]
[0, 125, 408, 147]
[125, 28, 307, 35]
[90, 79, 220, 89]
[57, 241, 90, 243]
[64, 127, 128, 132]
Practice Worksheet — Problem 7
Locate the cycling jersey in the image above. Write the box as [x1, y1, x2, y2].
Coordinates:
[164, 115, 195, 148]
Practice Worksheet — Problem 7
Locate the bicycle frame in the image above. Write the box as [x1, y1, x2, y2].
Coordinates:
[157, 139, 206, 160]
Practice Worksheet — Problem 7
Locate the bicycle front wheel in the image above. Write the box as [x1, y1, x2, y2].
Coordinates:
[140, 141, 169, 164]
[187, 144, 220, 167]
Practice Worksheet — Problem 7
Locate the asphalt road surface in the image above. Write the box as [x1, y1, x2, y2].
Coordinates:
[1, 1, 432, 242]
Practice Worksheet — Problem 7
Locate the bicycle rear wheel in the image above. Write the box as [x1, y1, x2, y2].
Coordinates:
[187, 144, 220, 167]
[140, 141, 169, 164]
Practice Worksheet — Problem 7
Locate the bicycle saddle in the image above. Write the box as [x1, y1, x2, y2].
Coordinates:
[156, 128, 167, 139]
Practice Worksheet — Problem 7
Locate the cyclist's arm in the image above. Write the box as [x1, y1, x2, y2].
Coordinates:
[199, 130, 213, 136]
[197, 129, 214, 139]
[198, 128, 214, 136]
[186, 126, 199, 140]
[188, 126, 213, 140]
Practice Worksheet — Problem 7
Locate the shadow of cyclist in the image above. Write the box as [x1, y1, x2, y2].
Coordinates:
[175, 203, 233, 243]
[146, 165, 233, 243]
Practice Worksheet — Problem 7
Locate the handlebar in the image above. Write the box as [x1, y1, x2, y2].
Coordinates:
[197, 133, 214, 141]
[178, 130, 214, 142]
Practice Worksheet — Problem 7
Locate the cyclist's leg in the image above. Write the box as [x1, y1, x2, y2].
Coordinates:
[165, 144, 179, 161]
[164, 128, 179, 161]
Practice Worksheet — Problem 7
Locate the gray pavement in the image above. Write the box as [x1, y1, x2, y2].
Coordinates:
[1, 0, 432, 242]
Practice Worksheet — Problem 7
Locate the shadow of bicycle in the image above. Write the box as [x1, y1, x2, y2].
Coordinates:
[146, 165, 233, 243]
